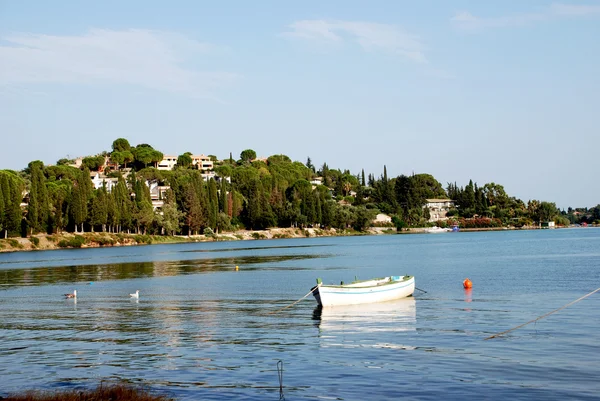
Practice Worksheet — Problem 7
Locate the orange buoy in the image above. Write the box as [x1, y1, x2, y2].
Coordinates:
[463, 278, 472, 289]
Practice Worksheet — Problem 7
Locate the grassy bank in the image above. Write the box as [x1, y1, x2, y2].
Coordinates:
[1, 383, 173, 401]
[0, 227, 383, 253]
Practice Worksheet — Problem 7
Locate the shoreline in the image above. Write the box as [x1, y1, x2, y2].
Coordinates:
[0, 225, 581, 254]
[0, 227, 389, 253]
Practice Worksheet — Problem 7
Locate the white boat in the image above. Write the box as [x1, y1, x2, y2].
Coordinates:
[312, 275, 415, 307]
[424, 226, 451, 233]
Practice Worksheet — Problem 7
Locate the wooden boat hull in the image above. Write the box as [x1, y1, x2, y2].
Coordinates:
[313, 276, 415, 307]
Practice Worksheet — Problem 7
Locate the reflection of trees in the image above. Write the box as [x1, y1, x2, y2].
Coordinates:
[0, 254, 325, 288]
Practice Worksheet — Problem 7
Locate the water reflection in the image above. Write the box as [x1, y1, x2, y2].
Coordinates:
[314, 297, 417, 333]
[0, 254, 327, 289]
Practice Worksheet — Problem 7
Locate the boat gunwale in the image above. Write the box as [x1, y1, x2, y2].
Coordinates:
[318, 275, 414, 289]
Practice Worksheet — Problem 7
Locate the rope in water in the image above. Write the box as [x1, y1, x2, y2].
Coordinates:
[267, 287, 318, 315]
[277, 360, 285, 400]
[485, 286, 600, 340]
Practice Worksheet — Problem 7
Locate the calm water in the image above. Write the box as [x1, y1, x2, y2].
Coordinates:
[1, 229, 600, 400]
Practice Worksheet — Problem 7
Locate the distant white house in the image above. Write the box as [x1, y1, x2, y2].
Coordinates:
[90, 172, 119, 192]
[425, 198, 455, 222]
[157, 154, 214, 171]
[374, 213, 392, 224]
[157, 155, 178, 170]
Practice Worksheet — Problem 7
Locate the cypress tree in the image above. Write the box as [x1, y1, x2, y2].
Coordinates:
[8, 177, 23, 237]
[24, 162, 49, 235]
[0, 184, 5, 236]
[219, 179, 227, 213]
[208, 179, 218, 230]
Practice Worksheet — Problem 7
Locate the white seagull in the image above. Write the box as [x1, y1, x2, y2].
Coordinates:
[129, 290, 139, 299]
[64, 290, 77, 299]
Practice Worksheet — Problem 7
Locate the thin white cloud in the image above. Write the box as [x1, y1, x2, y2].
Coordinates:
[283, 19, 427, 63]
[453, 3, 600, 31]
[550, 3, 600, 16]
[0, 29, 238, 98]
[451, 10, 547, 31]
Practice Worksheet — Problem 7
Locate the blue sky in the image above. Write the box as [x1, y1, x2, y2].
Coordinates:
[1, 1, 599, 209]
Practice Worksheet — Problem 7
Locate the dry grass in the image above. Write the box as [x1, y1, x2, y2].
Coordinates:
[2, 383, 174, 401]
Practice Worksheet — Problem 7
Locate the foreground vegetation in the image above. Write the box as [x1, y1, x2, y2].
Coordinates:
[1, 383, 173, 401]
[1, 138, 597, 242]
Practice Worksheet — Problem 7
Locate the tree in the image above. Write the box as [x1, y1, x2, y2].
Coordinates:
[183, 182, 202, 235]
[306, 157, 315, 173]
[0, 172, 24, 238]
[207, 179, 219, 230]
[240, 149, 256, 163]
[133, 146, 154, 167]
[538, 201, 559, 223]
[47, 180, 71, 234]
[0, 184, 4, 236]
[81, 155, 105, 171]
[112, 138, 131, 153]
[122, 151, 134, 168]
[89, 186, 108, 232]
[177, 152, 193, 168]
[70, 167, 92, 233]
[27, 161, 49, 234]
[110, 151, 125, 168]
[156, 201, 182, 235]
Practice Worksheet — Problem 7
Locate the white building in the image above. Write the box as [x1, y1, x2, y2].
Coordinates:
[425, 198, 455, 222]
[90, 172, 119, 191]
[157, 155, 178, 170]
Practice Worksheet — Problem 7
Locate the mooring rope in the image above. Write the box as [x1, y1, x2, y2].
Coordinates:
[415, 287, 428, 293]
[485, 286, 600, 340]
[267, 287, 318, 315]
[277, 360, 285, 400]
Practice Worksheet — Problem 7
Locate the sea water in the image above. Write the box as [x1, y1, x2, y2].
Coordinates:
[1, 228, 599, 400]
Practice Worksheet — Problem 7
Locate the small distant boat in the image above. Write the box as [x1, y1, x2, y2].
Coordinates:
[424, 226, 451, 233]
[312, 275, 415, 307]
[129, 290, 139, 299]
[64, 290, 77, 299]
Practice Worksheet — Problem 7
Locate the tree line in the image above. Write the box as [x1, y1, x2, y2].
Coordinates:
[0, 137, 592, 239]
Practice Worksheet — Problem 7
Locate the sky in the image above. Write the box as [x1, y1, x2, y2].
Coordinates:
[1, 1, 599, 209]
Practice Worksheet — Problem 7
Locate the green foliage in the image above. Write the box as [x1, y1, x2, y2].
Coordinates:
[177, 152, 193, 168]
[133, 234, 152, 244]
[7, 238, 21, 248]
[57, 235, 86, 248]
[56, 158, 74, 166]
[112, 138, 131, 153]
[1, 136, 573, 240]
[240, 149, 257, 163]
[81, 155, 105, 171]
[30, 236, 40, 247]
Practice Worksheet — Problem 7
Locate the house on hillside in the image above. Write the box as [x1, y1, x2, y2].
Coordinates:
[90, 172, 119, 191]
[157, 155, 178, 170]
[191, 154, 213, 171]
[424, 198, 455, 222]
[157, 154, 214, 171]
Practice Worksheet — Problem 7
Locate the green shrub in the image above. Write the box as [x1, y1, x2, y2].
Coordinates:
[251, 232, 266, 240]
[58, 235, 86, 248]
[30, 237, 40, 247]
[133, 235, 152, 244]
[96, 236, 116, 246]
